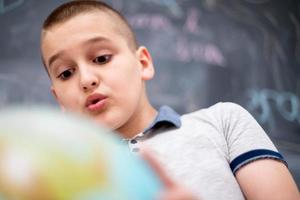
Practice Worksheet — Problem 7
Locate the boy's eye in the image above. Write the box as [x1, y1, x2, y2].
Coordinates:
[57, 69, 74, 80]
[93, 55, 112, 65]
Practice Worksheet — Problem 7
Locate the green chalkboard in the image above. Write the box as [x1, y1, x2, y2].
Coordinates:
[0, 0, 299, 187]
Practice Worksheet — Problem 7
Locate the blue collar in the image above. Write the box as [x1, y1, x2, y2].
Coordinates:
[143, 106, 181, 133]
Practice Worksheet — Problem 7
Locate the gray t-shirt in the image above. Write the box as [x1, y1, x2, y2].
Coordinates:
[126, 102, 286, 200]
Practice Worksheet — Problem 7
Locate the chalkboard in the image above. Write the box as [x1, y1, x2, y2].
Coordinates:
[0, 0, 299, 187]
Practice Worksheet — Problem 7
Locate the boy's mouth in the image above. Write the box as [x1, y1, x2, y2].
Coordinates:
[85, 93, 108, 112]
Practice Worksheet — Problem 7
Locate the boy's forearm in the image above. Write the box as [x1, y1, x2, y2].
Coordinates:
[236, 159, 299, 200]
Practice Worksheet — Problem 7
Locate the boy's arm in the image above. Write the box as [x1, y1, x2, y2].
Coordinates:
[213, 102, 299, 199]
[236, 159, 300, 200]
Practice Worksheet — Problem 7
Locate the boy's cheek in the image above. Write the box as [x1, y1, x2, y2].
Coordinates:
[51, 86, 72, 105]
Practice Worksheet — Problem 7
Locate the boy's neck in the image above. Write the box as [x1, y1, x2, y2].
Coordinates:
[116, 104, 157, 139]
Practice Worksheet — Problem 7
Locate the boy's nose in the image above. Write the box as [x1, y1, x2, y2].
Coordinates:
[82, 81, 98, 91]
[80, 70, 99, 92]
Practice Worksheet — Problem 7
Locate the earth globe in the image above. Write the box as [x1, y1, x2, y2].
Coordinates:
[0, 106, 161, 200]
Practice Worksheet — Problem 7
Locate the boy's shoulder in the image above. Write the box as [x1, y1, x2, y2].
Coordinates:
[182, 101, 247, 121]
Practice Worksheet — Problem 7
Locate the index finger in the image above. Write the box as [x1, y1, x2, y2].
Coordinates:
[140, 148, 176, 188]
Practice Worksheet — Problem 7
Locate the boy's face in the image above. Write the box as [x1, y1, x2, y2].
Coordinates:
[41, 12, 154, 133]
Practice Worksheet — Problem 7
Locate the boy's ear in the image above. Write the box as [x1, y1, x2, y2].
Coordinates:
[136, 46, 155, 80]
[51, 86, 66, 112]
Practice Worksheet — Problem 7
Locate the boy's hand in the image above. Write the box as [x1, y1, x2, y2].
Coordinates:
[140, 149, 200, 200]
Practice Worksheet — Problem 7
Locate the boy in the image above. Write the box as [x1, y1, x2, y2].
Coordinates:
[40, 1, 299, 199]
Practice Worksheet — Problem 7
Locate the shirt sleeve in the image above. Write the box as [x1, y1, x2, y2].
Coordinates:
[217, 102, 287, 174]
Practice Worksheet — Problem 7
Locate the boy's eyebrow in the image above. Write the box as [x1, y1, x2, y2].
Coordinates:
[48, 51, 65, 68]
[47, 36, 110, 68]
[84, 36, 111, 46]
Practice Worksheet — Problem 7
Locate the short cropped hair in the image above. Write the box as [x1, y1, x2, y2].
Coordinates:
[42, 0, 138, 51]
